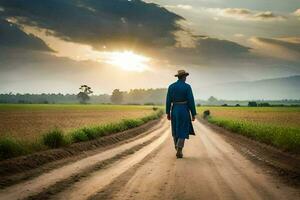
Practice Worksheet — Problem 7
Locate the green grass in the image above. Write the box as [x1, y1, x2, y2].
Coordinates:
[42, 128, 68, 148]
[0, 137, 44, 159]
[0, 109, 163, 160]
[0, 137, 26, 159]
[207, 117, 300, 153]
[71, 129, 90, 142]
[69, 110, 163, 143]
[198, 106, 300, 153]
[197, 106, 300, 113]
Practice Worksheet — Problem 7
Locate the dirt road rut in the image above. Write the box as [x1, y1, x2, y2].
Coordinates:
[0, 119, 299, 200]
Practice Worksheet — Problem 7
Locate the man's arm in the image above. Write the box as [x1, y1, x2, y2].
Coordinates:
[166, 86, 172, 120]
[187, 85, 197, 121]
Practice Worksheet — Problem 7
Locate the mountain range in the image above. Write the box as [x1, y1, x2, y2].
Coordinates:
[197, 75, 300, 100]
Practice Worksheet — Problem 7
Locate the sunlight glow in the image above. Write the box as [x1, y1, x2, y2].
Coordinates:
[10, 19, 151, 72]
[106, 51, 150, 72]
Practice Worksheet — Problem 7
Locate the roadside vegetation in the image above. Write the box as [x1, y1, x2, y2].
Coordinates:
[198, 106, 300, 153]
[0, 108, 163, 160]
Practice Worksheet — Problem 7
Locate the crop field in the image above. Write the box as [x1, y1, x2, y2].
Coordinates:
[0, 104, 154, 141]
[197, 107, 300, 153]
[0, 104, 163, 160]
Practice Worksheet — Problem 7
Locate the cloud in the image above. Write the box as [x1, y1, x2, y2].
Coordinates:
[152, 36, 251, 66]
[165, 4, 192, 10]
[293, 8, 300, 16]
[256, 37, 300, 52]
[177, 4, 192, 10]
[196, 36, 250, 56]
[276, 37, 300, 44]
[0, 0, 184, 51]
[0, 0, 299, 94]
[254, 11, 285, 20]
[0, 19, 53, 52]
[223, 8, 252, 16]
[249, 37, 300, 61]
[209, 8, 286, 21]
[292, 8, 300, 20]
[0, 0, 255, 69]
[234, 33, 245, 37]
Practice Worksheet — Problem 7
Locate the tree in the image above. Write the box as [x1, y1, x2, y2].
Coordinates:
[258, 102, 271, 107]
[248, 101, 257, 107]
[111, 89, 123, 104]
[77, 85, 93, 104]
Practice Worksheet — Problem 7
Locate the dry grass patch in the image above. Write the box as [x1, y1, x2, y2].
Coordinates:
[0, 104, 153, 141]
[197, 107, 300, 128]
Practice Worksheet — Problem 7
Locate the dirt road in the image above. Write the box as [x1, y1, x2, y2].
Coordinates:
[0, 119, 299, 200]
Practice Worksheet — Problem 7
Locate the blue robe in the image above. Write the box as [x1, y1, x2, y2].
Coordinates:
[166, 80, 197, 139]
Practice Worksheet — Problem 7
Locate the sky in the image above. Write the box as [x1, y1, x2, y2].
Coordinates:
[0, 0, 299, 98]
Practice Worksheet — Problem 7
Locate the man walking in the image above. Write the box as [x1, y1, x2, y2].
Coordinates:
[166, 70, 197, 158]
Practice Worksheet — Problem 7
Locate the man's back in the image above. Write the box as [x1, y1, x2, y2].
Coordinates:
[165, 70, 197, 158]
[166, 80, 196, 117]
[168, 80, 191, 102]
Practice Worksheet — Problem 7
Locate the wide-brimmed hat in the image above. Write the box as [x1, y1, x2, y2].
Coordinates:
[175, 70, 189, 77]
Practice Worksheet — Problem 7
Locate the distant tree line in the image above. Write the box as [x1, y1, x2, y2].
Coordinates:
[197, 96, 300, 107]
[111, 88, 167, 105]
[1, 92, 299, 106]
[0, 88, 167, 105]
[0, 93, 110, 104]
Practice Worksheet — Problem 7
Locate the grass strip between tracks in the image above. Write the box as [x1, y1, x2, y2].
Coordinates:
[0, 109, 164, 160]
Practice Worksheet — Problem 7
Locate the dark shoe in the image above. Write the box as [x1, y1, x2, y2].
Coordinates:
[176, 148, 183, 158]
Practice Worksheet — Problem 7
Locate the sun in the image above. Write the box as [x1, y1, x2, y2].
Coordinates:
[106, 51, 150, 72]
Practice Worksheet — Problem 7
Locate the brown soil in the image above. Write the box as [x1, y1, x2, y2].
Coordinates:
[0, 110, 152, 140]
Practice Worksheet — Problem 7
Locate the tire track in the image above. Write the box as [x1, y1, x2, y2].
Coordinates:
[51, 128, 169, 200]
[0, 120, 169, 200]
